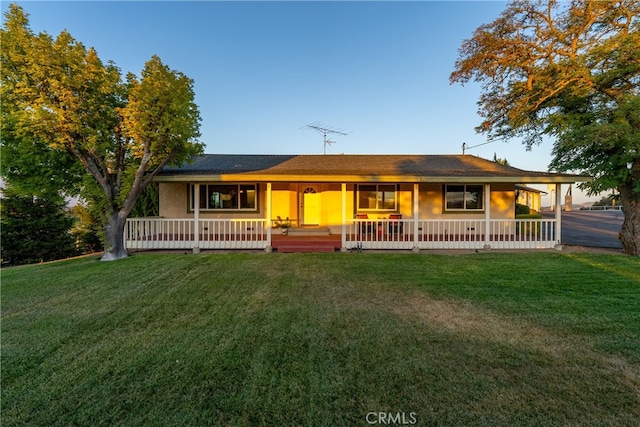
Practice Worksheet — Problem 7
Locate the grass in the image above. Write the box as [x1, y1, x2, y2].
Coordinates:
[2, 252, 640, 426]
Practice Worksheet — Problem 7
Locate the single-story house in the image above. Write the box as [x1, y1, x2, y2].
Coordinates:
[125, 154, 590, 252]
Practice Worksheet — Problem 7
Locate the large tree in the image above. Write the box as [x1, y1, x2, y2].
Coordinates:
[450, 0, 640, 255]
[1, 4, 203, 260]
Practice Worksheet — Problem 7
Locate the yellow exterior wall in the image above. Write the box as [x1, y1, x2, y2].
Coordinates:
[419, 184, 443, 218]
[271, 183, 296, 224]
[318, 184, 340, 228]
[490, 184, 516, 219]
[159, 183, 188, 218]
[417, 183, 515, 220]
[157, 182, 517, 222]
[313, 183, 356, 232]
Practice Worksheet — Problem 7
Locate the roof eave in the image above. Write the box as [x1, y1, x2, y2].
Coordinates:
[154, 173, 591, 184]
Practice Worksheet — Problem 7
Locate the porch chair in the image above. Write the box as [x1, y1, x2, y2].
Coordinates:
[356, 214, 373, 239]
[388, 214, 403, 235]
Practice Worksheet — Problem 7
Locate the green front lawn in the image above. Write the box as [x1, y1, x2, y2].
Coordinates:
[2, 252, 639, 426]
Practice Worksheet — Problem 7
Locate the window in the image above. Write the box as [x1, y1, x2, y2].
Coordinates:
[189, 184, 257, 211]
[445, 185, 483, 211]
[357, 184, 397, 211]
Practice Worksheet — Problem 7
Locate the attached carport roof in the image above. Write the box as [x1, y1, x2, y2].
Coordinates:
[155, 154, 590, 184]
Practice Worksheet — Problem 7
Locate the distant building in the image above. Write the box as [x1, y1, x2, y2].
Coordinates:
[515, 184, 546, 212]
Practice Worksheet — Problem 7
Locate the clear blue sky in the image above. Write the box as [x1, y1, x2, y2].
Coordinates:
[4, 1, 596, 203]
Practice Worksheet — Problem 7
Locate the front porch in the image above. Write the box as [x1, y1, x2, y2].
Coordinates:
[124, 217, 560, 252]
[126, 180, 567, 252]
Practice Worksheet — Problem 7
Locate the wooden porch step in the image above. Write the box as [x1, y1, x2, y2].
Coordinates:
[286, 227, 331, 236]
[272, 237, 341, 253]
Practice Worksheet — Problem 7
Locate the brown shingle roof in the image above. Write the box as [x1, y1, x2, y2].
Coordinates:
[157, 154, 589, 183]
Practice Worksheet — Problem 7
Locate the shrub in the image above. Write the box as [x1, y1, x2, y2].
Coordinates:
[516, 213, 542, 220]
[515, 212, 543, 236]
[515, 203, 531, 215]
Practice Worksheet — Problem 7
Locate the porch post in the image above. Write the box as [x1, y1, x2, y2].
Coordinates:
[555, 183, 562, 249]
[413, 183, 419, 251]
[266, 182, 272, 251]
[341, 183, 347, 251]
[484, 183, 491, 249]
[193, 183, 200, 253]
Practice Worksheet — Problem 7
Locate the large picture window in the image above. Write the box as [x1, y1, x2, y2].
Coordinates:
[357, 184, 397, 211]
[445, 185, 483, 211]
[189, 184, 257, 211]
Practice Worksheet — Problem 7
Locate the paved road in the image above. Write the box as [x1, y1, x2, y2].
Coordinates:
[544, 210, 624, 249]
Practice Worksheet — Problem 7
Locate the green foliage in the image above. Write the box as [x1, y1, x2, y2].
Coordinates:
[515, 213, 542, 220]
[550, 95, 640, 196]
[0, 4, 203, 260]
[0, 189, 76, 265]
[515, 213, 543, 237]
[129, 183, 159, 217]
[593, 194, 617, 207]
[121, 57, 204, 170]
[0, 131, 83, 203]
[69, 202, 103, 253]
[492, 152, 509, 165]
[451, 0, 640, 254]
[515, 203, 531, 215]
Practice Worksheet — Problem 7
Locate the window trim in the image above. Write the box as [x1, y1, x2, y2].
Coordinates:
[188, 183, 259, 212]
[444, 184, 484, 212]
[356, 183, 398, 212]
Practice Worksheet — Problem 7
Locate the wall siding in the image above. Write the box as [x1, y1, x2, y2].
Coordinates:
[156, 182, 517, 223]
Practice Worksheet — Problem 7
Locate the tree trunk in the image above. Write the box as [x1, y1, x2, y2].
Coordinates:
[619, 186, 640, 256]
[101, 212, 128, 261]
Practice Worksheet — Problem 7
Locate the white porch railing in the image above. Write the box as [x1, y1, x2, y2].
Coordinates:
[126, 217, 557, 251]
[125, 218, 267, 250]
[489, 219, 557, 249]
[415, 219, 486, 250]
[345, 218, 557, 250]
[344, 219, 415, 250]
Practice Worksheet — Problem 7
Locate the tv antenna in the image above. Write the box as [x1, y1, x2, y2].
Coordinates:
[304, 122, 349, 154]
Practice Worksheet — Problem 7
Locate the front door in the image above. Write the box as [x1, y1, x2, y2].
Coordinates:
[302, 186, 321, 226]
